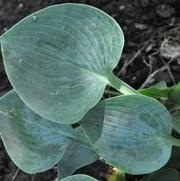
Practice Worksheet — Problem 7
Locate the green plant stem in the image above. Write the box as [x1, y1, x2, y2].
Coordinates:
[170, 136, 180, 147]
[108, 73, 139, 95]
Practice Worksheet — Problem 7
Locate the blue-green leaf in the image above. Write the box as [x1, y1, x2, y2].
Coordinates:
[1, 3, 124, 124]
[0, 90, 73, 173]
[58, 143, 98, 179]
[81, 95, 175, 174]
[60, 174, 98, 181]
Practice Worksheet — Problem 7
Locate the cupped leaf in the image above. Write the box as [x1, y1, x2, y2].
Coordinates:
[81, 95, 175, 174]
[60, 174, 98, 181]
[0, 3, 124, 124]
[0, 90, 75, 173]
[58, 143, 98, 179]
[142, 168, 180, 181]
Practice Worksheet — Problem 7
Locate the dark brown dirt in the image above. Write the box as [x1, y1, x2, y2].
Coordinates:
[0, 0, 180, 180]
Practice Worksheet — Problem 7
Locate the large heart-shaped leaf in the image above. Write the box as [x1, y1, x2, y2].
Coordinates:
[58, 143, 98, 179]
[81, 95, 177, 174]
[60, 174, 98, 181]
[0, 90, 75, 173]
[0, 3, 126, 124]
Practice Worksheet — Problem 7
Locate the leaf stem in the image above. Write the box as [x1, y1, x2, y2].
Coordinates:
[108, 73, 139, 95]
[170, 136, 180, 147]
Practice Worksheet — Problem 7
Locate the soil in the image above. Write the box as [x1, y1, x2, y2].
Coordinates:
[0, 0, 180, 181]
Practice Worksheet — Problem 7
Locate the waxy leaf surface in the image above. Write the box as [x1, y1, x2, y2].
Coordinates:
[0, 90, 73, 173]
[58, 143, 98, 179]
[81, 95, 173, 174]
[1, 3, 124, 124]
[61, 174, 98, 181]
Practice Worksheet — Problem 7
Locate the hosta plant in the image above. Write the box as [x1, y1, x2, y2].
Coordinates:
[0, 3, 179, 181]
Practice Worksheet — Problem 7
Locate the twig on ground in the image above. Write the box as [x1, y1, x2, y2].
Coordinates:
[160, 55, 176, 84]
[143, 57, 153, 73]
[118, 30, 159, 76]
[105, 85, 112, 98]
[12, 168, 19, 181]
[31, 175, 36, 181]
[118, 48, 143, 76]
[139, 55, 180, 89]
